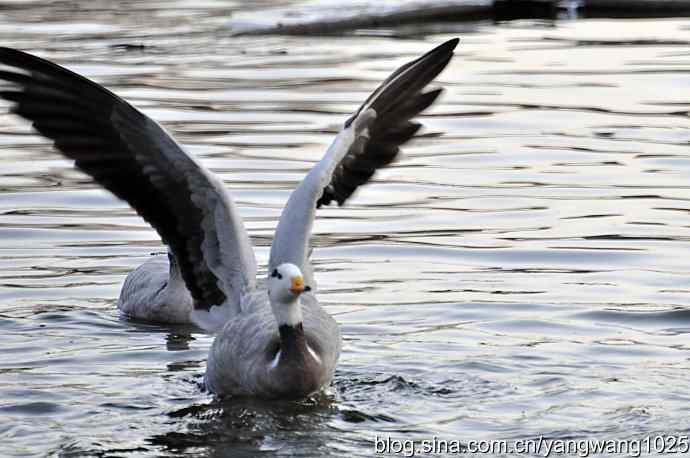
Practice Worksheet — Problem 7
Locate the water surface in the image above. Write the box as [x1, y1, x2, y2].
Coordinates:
[1, 2, 690, 457]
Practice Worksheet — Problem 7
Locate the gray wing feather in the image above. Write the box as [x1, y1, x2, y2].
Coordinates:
[0, 48, 256, 312]
[268, 38, 458, 282]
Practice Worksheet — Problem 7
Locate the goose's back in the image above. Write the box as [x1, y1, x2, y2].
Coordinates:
[117, 254, 193, 323]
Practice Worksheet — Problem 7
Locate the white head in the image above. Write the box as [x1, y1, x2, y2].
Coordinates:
[268, 263, 311, 327]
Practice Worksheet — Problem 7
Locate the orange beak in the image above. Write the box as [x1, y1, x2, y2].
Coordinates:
[290, 276, 306, 295]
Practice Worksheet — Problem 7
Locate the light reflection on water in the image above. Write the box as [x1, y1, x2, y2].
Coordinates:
[1, 2, 690, 457]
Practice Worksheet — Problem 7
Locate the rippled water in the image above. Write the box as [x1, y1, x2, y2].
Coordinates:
[2, 2, 690, 457]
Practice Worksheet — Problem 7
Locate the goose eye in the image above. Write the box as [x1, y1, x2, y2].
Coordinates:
[271, 269, 282, 280]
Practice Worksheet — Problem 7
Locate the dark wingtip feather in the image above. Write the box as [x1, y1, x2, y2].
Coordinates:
[345, 38, 458, 128]
[321, 39, 458, 208]
[440, 37, 460, 52]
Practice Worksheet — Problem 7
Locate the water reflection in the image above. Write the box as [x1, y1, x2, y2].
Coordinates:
[151, 395, 341, 458]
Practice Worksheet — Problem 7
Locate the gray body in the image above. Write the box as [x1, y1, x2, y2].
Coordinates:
[206, 290, 340, 398]
[117, 254, 192, 324]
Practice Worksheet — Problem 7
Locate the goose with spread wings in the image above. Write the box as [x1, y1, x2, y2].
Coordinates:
[0, 39, 458, 398]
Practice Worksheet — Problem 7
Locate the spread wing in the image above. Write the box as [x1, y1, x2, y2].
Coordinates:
[268, 38, 458, 284]
[0, 48, 257, 313]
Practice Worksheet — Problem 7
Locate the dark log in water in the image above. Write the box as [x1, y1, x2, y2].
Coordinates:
[227, 0, 690, 36]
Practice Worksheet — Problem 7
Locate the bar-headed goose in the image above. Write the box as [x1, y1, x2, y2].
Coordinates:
[0, 38, 457, 398]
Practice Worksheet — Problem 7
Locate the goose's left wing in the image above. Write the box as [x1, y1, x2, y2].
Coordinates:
[268, 39, 458, 284]
[0, 48, 257, 317]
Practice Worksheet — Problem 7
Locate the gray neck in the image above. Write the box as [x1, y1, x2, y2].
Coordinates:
[278, 322, 307, 360]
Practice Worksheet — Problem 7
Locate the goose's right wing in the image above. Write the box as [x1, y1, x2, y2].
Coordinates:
[0, 48, 257, 318]
[268, 39, 458, 283]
